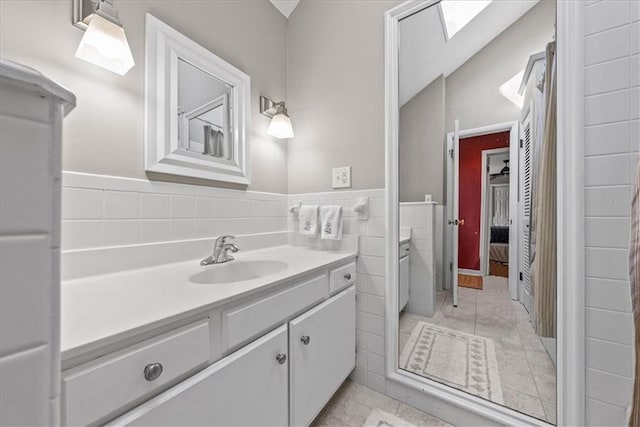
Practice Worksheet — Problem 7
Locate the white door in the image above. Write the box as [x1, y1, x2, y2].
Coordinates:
[452, 120, 460, 307]
[399, 255, 409, 312]
[519, 111, 533, 313]
[289, 286, 356, 426]
[108, 326, 289, 426]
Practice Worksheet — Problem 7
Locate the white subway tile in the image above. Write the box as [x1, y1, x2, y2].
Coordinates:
[585, 154, 632, 186]
[62, 188, 103, 220]
[632, 87, 640, 119]
[632, 22, 640, 54]
[586, 217, 631, 248]
[585, 26, 631, 65]
[585, 122, 630, 156]
[586, 338, 632, 377]
[585, 0, 630, 35]
[586, 308, 633, 345]
[585, 186, 631, 216]
[369, 198, 385, 217]
[140, 194, 170, 219]
[171, 219, 198, 240]
[195, 197, 217, 218]
[367, 295, 385, 316]
[170, 195, 195, 218]
[214, 199, 235, 218]
[367, 353, 385, 376]
[585, 90, 631, 126]
[586, 248, 629, 281]
[586, 368, 633, 407]
[0, 236, 48, 356]
[585, 57, 630, 95]
[631, 55, 640, 87]
[105, 220, 140, 246]
[586, 398, 628, 427]
[367, 218, 385, 237]
[365, 237, 385, 256]
[140, 220, 172, 243]
[366, 332, 385, 356]
[61, 221, 104, 250]
[587, 278, 633, 313]
[104, 191, 139, 219]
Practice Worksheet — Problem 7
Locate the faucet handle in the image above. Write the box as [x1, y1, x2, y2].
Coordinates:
[215, 234, 236, 245]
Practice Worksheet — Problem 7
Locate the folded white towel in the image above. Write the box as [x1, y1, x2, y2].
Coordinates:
[299, 205, 319, 235]
[320, 205, 343, 240]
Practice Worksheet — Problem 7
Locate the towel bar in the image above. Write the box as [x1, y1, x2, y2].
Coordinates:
[289, 197, 369, 221]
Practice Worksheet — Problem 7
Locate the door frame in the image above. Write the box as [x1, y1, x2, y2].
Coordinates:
[446, 123, 519, 299]
[482, 148, 511, 276]
[384, 1, 585, 425]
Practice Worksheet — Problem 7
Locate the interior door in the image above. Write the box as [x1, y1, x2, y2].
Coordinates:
[107, 326, 289, 426]
[452, 120, 460, 307]
[289, 286, 355, 426]
[519, 110, 533, 313]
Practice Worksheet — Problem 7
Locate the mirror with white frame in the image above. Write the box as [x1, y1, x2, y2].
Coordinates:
[395, 0, 557, 424]
[145, 14, 251, 185]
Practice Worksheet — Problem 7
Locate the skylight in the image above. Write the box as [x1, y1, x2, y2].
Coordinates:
[439, 0, 493, 40]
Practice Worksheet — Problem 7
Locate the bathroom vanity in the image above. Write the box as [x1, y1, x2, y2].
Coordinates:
[60, 238, 357, 426]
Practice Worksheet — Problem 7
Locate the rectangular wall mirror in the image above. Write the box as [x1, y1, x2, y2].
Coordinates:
[145, 14, 251, 185]
[393, 0, 557, 424]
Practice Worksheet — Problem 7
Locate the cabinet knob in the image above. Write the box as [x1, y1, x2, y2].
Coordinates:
[276, 353, 287, 364]
[344, 273, 352, 280]
[301, 335, 311, 345]
[143, 363, 163, 381]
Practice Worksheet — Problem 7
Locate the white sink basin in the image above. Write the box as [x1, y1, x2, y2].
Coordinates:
[189, 259, 289, 284]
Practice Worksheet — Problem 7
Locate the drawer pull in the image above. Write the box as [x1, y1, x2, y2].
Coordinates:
[143, 363, 163, 382]
[344, 273, 352, 280]
[301, 335, 311, 345]
[276, 353, 287, 364]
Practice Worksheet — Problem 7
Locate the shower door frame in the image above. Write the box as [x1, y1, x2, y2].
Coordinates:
[384, 1, 585, 425]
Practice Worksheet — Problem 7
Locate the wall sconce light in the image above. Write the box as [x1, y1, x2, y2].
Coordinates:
[72, 0, 134, 75]
[260, 96, 294, 139]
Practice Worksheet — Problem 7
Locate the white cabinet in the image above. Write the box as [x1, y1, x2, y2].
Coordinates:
[109, 325, 289, 426]
[399, 255, 409, 312]
[289, 286, 356, 426]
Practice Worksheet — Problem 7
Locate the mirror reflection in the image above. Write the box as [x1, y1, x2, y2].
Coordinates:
[178, 59, 233, 161]
[397, 1, 557, 423]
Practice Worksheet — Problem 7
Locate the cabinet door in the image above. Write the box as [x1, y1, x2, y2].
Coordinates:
[289, 286, 356, 426]
[399, 255, 409, 312]
[108, 325, 289, 426]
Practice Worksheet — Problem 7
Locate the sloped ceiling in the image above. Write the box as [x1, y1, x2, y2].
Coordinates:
[270, 0, 300, 18]
[399, 0, 539, 107]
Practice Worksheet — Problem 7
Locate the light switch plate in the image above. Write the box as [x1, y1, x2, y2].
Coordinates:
[332, 166, 351, 189]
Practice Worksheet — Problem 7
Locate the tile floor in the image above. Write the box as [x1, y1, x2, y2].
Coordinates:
[312, 379, 452, 427]
[399, 276, 557, 424]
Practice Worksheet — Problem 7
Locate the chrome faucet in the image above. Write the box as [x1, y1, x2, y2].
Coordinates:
[200, 235, 240, 266]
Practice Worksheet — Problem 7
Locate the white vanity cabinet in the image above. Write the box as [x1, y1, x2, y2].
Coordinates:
[108, 326, 289, 427]
[289, 286, 355, 426]
[63, 260, 357, 427]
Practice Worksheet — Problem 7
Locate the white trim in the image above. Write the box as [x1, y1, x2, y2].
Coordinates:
[144, 14, 251, 185]
[446, 121, 519, 299]
[480, 147, 510, 276]
[556, 0, 585, 424]
[384, 1, 584, 425]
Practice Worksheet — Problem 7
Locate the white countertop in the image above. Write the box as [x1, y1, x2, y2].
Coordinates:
[61, 245, 357, 359]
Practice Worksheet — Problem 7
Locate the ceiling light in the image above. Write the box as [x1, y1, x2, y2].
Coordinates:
[438, 0, 493, 40]
[73, 0, 134, 76]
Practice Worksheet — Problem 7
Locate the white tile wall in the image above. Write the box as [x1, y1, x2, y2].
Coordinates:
[584, 1, 638, 424]
[287, 188, 388, 393]
[400, 202, 437, 317]
[61, 172, 289, 251]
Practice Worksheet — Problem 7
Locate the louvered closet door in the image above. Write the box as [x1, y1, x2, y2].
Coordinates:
[519, 110, 533, 313]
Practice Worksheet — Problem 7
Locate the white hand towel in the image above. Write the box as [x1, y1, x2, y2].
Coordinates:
[299, 205, 319, 235]
[320, 205, 343, 240]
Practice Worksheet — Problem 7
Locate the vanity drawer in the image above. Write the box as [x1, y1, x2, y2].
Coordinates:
[329, 261, 356, 294]
[222, 274, 328, 351]
[63, 319, 211, 426]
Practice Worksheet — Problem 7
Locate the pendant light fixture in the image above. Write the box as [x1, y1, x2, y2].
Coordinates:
[73, 0, 134, 76]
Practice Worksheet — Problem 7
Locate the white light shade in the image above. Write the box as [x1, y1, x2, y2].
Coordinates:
[75, 14, 135, 75]
[499, 70, 525, 109]
[267, 113, 294, 139]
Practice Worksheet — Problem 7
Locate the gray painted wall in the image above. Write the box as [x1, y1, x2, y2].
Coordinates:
[0, 0, 289, 193]
[286, 0, 401, 193]
[445, 0, 556, 133]
[399, 76, 445, 203]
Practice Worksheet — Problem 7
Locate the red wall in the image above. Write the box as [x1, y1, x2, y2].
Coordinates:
[458, 131, 510, 271]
